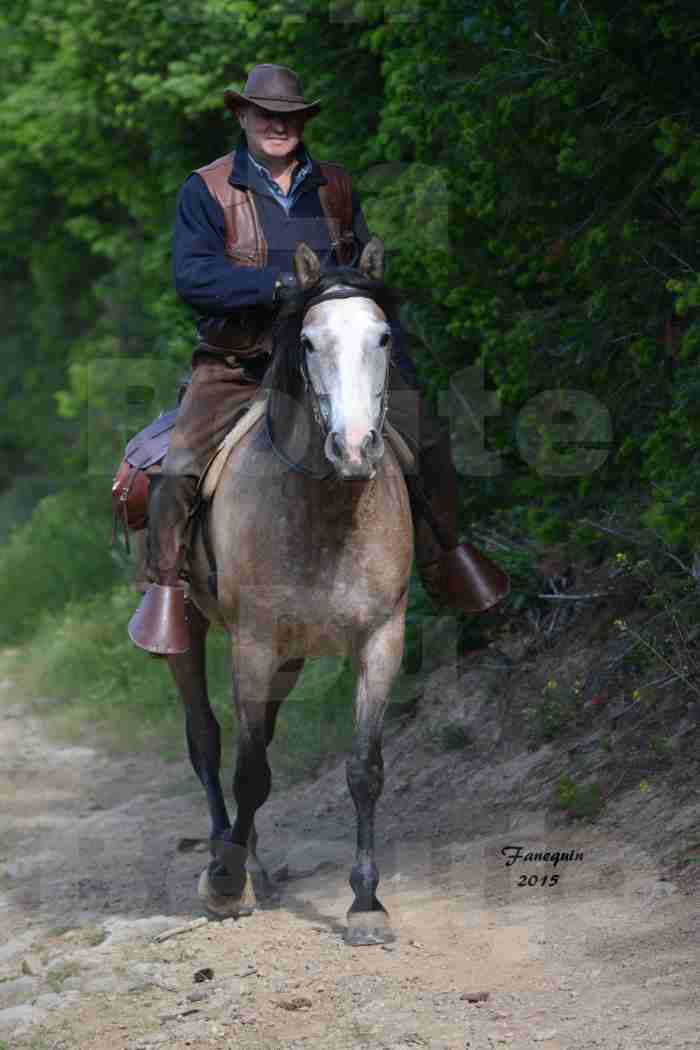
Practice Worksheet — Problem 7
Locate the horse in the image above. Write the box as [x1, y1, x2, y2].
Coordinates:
[166, 237, 412, 946]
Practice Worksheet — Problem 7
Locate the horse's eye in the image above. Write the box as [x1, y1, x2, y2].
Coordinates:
[301, 336, 315, 353]
[379, 332, 391, 348]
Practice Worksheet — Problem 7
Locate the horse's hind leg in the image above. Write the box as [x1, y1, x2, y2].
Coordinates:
[167, 600, 231, 843]
[198, 654, 305, 918]
[346, 603, 407, 946]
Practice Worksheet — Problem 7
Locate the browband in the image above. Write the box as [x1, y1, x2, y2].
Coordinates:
[303, 289, 385, 313]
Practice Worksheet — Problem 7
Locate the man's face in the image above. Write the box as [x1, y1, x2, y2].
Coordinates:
[238, 103, 308, 164]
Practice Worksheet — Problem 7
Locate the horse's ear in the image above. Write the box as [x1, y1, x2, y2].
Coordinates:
[358, 236, 385, 281]
[293, 242, 322, 290]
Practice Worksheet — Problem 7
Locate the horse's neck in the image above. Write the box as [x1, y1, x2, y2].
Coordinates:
[266, 388, 377, 524]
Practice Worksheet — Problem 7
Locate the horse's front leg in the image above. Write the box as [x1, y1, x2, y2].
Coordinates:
[244, 656, 305, 901]
[198, 646, 300, 918]
[346, 600, 407, 946]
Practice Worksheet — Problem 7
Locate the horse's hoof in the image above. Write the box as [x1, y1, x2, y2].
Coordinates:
[345, 908, 394, 947]
[249, 867, 282, 904]
[197, 868, 256, 920]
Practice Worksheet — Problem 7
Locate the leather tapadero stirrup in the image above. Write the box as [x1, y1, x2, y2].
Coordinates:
[128, 584, 189, 655]
[420, 543, 510, 615]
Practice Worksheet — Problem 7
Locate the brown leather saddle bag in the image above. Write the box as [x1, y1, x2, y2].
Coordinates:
[111, 407, 178, 549]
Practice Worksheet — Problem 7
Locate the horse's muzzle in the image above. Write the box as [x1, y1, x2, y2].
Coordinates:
[325, 428, 384, 479]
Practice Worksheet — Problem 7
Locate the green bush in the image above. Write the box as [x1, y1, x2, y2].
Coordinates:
[556, 773, 605, 822]
[3, 585, 218, 755]
[0, 482, 122, 645]
[437, 722, 471, 751]
[527, 679, 578, 742]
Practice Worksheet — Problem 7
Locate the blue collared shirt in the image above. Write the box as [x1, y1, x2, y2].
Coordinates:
[246, 146, 313, 215]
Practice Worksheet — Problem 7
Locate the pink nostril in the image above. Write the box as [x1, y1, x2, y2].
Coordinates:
[328, 430, 382, 466]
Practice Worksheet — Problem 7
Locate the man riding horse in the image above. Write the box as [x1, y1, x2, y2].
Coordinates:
[130, 64, 506, 654]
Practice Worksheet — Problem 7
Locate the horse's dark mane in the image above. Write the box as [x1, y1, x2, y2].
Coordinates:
[261, 266, 401, 396]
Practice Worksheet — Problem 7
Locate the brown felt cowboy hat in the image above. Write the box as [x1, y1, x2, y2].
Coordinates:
[224, 64, 321, 118]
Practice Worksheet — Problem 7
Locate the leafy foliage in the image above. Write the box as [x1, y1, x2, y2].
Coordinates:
[527, 677, 579, 741]
[1, 0, 699, 640]
[556, 772, 605, 821]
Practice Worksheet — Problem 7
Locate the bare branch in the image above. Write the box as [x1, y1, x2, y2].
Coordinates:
[609, 332, 642, 343]
[636, 252, 674, 282]
[536, 591, 613, 600]
[580, 518, 692, 574]
[152, 917, 209, 943]
[500, 47, 559, 65]
[653, 241, 697, 273]
[621, 623, 700, 699]
[470, 527, 538, 553]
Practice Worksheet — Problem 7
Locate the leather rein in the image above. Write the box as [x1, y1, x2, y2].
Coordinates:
[265, 288, 392, 480]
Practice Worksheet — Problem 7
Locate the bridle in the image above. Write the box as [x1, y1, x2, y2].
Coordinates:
[300, 288, 391, 440]
[265, 287, 392, 479]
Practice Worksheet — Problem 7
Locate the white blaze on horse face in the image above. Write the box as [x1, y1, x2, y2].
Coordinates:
[303, 294, 389, 464]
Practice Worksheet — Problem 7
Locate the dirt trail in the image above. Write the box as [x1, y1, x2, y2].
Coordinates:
[0, 672, 698, 1050]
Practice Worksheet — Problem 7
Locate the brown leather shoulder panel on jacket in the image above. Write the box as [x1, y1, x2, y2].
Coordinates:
[195, 153, 235, 199]
[318, 162, 355, 266]
[194, 154, 267, 268]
